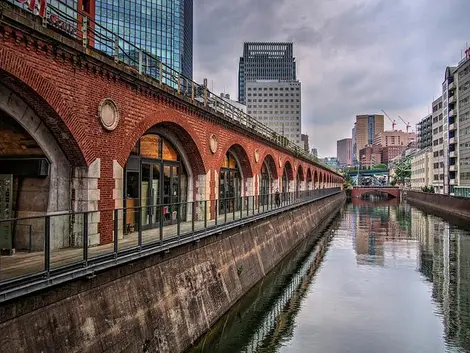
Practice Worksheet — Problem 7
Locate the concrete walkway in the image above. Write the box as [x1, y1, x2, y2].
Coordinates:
[0, 203, 279, 281]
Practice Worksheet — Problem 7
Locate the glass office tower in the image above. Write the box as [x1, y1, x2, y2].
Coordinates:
[95, 0, 193, 79]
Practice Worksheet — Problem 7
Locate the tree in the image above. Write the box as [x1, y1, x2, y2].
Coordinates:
[372, 163, 388, 170]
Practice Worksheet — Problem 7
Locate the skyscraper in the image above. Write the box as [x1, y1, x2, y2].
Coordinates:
[246, 80, 302, 146]
[241, 42, 302, 147]
[337, 138, 352, 167]
[94, 0, 193, 78]
[354, 115, 385, 161]
[238, 42, 296, 104]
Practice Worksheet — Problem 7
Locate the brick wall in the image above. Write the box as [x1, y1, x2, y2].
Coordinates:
[0, 13, 343, 244]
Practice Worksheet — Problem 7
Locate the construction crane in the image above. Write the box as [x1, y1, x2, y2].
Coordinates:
[397, 116, 411, 133]
[381, 109, 396, 131]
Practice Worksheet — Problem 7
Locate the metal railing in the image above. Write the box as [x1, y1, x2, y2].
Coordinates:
[4, 0, 337, 175]
[0, 188, 341, 302]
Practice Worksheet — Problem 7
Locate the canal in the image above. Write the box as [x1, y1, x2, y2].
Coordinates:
[187, 199, 470, 353]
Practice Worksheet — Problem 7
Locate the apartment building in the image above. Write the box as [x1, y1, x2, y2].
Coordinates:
[441, 47, 470, 195]
[374, 130, 416, 147]
[431, 96, 444, 194]
[411, 147, 433, 190]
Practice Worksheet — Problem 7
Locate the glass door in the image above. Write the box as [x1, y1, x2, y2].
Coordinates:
[141, 162, 160, 230]
[141, 163, 151, 228]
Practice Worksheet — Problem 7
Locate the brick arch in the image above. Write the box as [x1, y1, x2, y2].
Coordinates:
[124, 118, 207, 176]
[297, 164, 305, 181]
[261, 153, 278, 180]
[221, 143, 254, 179]
[283, 160, 294, 181]
[0, 48, 86, 166]
[313, 169, 318, 188]
[306, 168, 312, 183]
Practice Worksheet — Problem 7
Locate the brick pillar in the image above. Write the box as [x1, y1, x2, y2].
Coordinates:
[196, 171, 210, 221]
[72, 158, 101, 246]
[113, 160, 124, 240]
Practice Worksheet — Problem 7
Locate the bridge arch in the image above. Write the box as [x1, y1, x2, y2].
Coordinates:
[218, 144, 253, 216]
[306, 168, 312, 190]
[259, 154, 277, 206]
[351, 187, 400, 199]
[0, 81, 88, 251]
[281, 160, 294, 195]
[313, 170, 319, 189]
[296, 165, 305, 197]
[0, 49, 86, 166]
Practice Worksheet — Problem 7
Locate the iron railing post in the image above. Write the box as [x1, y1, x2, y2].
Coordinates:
[204, 200, 207, 229]
[44, 215, 51, 275]
[138, 50, 143, 74]
[83, 212, 89, 265]
[177, 202, 181, 237]
[114, 37, 119, 62]
[191, 202, 195, 234]
[114, 209, 119, 257]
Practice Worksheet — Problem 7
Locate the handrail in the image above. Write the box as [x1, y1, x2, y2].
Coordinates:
[4, 0, 338, 176]
[0, 188, 342, 302]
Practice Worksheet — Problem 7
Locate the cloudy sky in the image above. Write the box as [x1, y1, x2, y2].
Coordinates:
[193, 0, 470, 157]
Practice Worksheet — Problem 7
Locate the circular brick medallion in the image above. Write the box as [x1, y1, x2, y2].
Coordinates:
[98, 98, 120, 131]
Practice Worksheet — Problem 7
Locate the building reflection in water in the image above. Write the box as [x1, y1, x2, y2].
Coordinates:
[413, 205, 470, 352]
[352, 197, 470, 351]
[351, 198, 413, 267]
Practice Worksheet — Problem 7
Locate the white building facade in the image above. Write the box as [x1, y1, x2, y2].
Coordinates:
[431, 96, 444, 194]
[246, 80, 302, 147]
[411, 148, 433, 190]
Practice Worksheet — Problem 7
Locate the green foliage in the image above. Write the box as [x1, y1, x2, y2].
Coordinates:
[372, 164, 388, 170]
[421, 185, 435, 193]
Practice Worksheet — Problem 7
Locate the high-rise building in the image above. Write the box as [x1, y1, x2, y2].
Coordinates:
[336, 138, 352, 167]
[381, 146, 407, 164]
[441, 47, 470, 195]
[246, 80, 301, 146]
[358, 145, 382, 168]
[354, 115, 385, 161]
[311, 148, 318, 158]
[374, 131, 416, 148]
[300, 134, 309, 152]
[94, 0, 193, 78]
[238, 42, 296, 104]
[431, 96, 444, 194]
[352, 126, 357, 164]
[417, 114, 433, 150]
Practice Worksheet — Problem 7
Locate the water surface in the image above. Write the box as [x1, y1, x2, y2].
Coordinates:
[188, 200, 470, 353]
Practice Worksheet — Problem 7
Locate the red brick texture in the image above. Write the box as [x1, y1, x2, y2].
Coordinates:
[0, 18, 343, 243]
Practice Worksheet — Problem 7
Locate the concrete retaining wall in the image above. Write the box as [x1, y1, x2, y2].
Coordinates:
[0, 192, 345, 353]
[406, 190, 470, 221]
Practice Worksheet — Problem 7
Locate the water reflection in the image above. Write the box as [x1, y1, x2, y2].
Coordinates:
[190, 201, 470, 353]
[187, 213, 342, 353]
[413, 206, 470, 352]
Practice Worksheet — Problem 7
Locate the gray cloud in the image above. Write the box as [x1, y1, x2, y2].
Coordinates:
[194, 0, 470, 157]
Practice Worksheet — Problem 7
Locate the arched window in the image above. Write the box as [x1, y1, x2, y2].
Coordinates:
[219, 151, 242, 215]
[125, 134, 188, 232]
[296, 172, 301, 198]
[260, 160, 272, 206]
